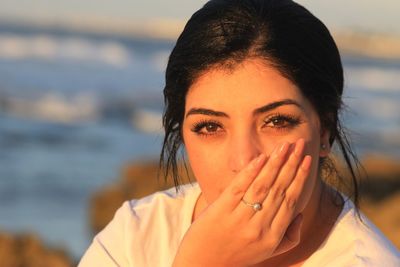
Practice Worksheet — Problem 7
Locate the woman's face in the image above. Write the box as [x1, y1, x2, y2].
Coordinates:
[182, 59, 329, 212]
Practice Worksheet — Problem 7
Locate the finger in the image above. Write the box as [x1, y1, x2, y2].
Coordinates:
[273, 139, 305, 194]
[268, 155, 311, 239]
[273, 213, 303, 256]
[249, 139, 304, 223]
[216, 153, 267, 211]
[234, 142, 289, 218]
[282, 155, 312, 212]
[241, 142, 290, 206]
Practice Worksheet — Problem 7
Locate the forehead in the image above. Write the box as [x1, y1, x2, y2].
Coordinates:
[185, 59, 306, 111]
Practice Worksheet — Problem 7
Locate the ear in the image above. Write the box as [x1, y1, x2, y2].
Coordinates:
[319, 128, 331, 158]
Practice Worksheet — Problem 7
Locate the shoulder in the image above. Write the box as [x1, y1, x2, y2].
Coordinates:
[128, 182, 201, 217]
[78, 183, 201, 267]
[305, 199, 400, 267]
[344, 200, 400, 266]
[123, 182, 201, 233]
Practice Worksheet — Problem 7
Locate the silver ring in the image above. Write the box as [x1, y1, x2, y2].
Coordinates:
[241, 198, 262, 211]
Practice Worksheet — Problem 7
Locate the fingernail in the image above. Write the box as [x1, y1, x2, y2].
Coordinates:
[279, 142, 289, 156]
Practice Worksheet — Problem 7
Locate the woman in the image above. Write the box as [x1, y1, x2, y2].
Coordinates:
[79, 0, 400, 266]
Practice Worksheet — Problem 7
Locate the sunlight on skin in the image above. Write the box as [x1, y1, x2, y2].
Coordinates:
[182, 59, 330, 217]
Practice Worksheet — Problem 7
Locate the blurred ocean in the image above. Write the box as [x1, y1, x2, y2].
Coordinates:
[0, 22, 399, 259]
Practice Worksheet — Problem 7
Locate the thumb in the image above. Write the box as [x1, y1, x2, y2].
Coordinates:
[274, 213, 303, 256]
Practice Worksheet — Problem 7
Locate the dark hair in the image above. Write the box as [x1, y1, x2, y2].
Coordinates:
[160, 0, 360, 206]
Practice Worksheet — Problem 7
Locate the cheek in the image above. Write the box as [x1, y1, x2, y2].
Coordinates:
[185, 141, 227, 203]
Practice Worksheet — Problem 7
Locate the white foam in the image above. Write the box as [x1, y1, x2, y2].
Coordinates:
[0, 33, 132, 67]
[131, 109, 163, 134]
[346, 97, 400, 120]
[345, 65, 400, 92]
[4, 93, 99, 123]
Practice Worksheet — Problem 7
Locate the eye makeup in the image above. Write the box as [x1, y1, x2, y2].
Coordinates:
[190, 119, 224, 137]
[262, 113, 302, 131]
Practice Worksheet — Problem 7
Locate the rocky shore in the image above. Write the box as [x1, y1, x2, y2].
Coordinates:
[0, 232, 73, 267]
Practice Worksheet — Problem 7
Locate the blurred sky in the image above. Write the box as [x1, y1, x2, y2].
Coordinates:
[0, 0, 399, 35]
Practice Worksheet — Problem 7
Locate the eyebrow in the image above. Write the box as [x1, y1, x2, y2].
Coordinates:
[253, 99, 302, 115]
[185, 99, 302, 118]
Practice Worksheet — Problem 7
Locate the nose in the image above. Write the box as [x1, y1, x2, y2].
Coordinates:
[228, 129, 262, 173]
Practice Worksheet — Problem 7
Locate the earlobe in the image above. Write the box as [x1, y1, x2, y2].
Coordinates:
[319, 129, 331, 157]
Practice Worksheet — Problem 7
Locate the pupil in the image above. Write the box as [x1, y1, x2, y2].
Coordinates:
[206, 124, 217, 132]
[273, 118, 283, 126]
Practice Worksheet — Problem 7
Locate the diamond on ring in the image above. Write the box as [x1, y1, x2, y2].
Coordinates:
[241, 198, 263, 211]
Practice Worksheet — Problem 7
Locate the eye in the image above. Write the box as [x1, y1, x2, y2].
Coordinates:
[263, 114, 301, 130]
[191, 120, 223, 136]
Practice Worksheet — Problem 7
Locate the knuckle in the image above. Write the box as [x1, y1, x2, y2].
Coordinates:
[284, 195, 297, 209]
[251, 180, 270, 198]
[262, 233, 280, 248]
[230, 184, 245, 198]
[270, 185, 286, 199]
[242, 228, 263, 243]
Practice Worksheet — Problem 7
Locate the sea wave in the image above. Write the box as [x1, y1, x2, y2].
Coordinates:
[345, 96, 400, 120]
[0, 93, 164, 133]
[345, 65, 400, 92]
[0, 33, 132, 67]
[0, 93, 99, 123]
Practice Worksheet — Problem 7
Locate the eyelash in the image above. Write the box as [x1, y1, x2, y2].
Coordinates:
[263, 113, 301, 130]
[190, 113, 301, 137]
[191, 119, 223, 137]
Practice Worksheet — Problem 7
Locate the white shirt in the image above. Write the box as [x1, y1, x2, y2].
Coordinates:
[79, 183, 400, 267]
